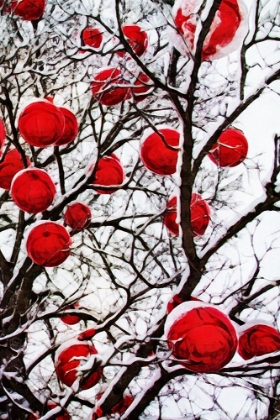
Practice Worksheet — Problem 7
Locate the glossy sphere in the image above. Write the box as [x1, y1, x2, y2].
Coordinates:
[82, 26, 103, 49]
[11, 0, 45, 20]
[64, 202, 91, 231]
[208, 127, 248, 167]
[91, 68, 131, 106]
[54, 107, 79, 146]
[91, 154, 125, 194]
[166, 303, 237, 372]
[61, 303, 80, 325]
[238, 324, 280, 360]
[18, 101, 65, 147]
[118, 24, 148, 57]
[131, 73, 153, 102]
[163, 194, 210, 236]
[26, 222, 71, 267]
[140, 128, 180, 176]
[11, 168, 56, 214]
[55, 343, 103, 390]
[173, 0, 244, 60]
[0, 149, 30, 191]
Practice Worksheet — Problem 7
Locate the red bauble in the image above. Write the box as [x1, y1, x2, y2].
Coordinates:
[61, 303, 80, 325]
[117, 24, 148, 57]
[208, 127, 248, 167]
[82, 26, 103, 49]
[26, 222, 71, 267]
[11, 0, 45, 20]
[163, 194, 210, 236]
[11, 168, 56, 213]
[91, 68, 131, 106]
[238, 324, 280, 360]
[91, 154, 125, 194]
[0, 119, 6, 150]
[140, 128, 180, 176]
[173, 0, 246, 60]
[18, 101, 65, 147]
[54, 107, 79, 146]
[131, 73, 153, 102]
[55, 342, 103, 390]
[64, 202, 91, 231]
[0, 149, 30, 191]
[165, 302, 237, 372]
[191, 193, 211, 236]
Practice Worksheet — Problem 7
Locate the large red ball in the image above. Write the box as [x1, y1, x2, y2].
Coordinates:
[54, 107, 79, 146]
[163, 194, 210, 236]
[208, 127, 248, 167]
[173, 0, 246, 60]
[26, 222, 72, 267]
[165, 302, 237, 372]
[91, 154, 125, 194]
[0, 149, 30, 191]
[64, 202, 91, 231]
[91, 68, 131, 106]
[55, 343, 103, 390]
[117, 24, 148, 57]
[82, 26, 103, 49]
[11, 168, 56, 213]
[18, 101, 65, 147]
[238, 324, 280, 360]
[140, 128, 180, 176]
[11, 0, 46, 20]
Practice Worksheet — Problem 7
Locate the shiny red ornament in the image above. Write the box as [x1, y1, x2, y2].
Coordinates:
[131, 73, 153, 102]
[61, 302, 80, 325]
[55, 342, 103, 390]
[11, 0, 46, 20]
[54, 107, 79, 147]
[18, 101, 65, 147]
[238, 324, 280, 360]
[11, 168, 56, 213]
[64, 202, 91, 231]
[91, 154, 125, 194]
[91, 68, 131, 106]
[173, 0, 246, 60]
[208, 127, 248, 167]
[82, 26, 103, 49]
[0, 149, 30, 191]
[92, 393, 133, 419]
[165, 302, 237, 372]
[117, 24, 148, 57]
[26, 222, 71, 267]
[140, 128, 180, 176]
[163, 194, 210, 236]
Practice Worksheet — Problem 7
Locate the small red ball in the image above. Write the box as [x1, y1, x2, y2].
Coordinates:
[0, 149, 30, 191]
[117, 24, 148, 57]
[140, 128, 180, 176]
[11, 168, 56, 213]
[18, 101, 65, 147]
[82, 26, 103, 49]
[131, 73, 153, 102]
[55, 342, 103, 390]
[61, 303, 80, 325]
[64, 202, 91, 231]
[238, 324, 280, 360]
[91, 68, 131, 106]
[11, 0, 46, 20]
[91, 154, 125, 194]
[208, 127, 248, 167]
[26, 222, 71, 267]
